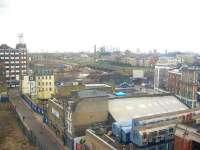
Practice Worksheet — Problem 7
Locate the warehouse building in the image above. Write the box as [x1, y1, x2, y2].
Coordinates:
[46, 83, 113, 137]
[109, 95, 188, 122]
[46, 84, 113, 149]
[85, 95, 189, 150]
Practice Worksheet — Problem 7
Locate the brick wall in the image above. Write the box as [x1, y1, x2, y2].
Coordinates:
[174, 136, 192, 150]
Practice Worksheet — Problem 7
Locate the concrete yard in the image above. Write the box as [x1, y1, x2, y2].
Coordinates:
[0, 111, 36, 150]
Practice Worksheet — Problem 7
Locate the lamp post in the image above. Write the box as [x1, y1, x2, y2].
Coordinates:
[29, 76, 33, 98]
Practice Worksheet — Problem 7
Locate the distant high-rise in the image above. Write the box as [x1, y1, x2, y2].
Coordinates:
[0, 35, 28, 87]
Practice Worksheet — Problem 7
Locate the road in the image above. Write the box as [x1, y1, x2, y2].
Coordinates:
[9, 89, 67, 150]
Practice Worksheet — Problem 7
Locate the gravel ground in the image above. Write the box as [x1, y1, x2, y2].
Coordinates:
[0, 111, 36, 150]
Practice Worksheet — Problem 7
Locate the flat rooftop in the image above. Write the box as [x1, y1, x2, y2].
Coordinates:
[85, 84, 111, 88]
[77, 89, 109, 99]
[109, 95, 189, 122]
[168, 69, 182, 75]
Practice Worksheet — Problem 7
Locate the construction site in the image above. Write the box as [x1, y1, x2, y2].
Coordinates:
[0, 110, 36, 150]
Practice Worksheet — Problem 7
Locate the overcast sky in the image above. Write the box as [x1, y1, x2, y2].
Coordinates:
[0, 0, 200, 53]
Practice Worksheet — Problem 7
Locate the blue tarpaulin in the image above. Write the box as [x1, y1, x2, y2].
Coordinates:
[115, 92, 127, 96]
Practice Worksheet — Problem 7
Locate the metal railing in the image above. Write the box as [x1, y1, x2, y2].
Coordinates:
[14, 107, 49, 150]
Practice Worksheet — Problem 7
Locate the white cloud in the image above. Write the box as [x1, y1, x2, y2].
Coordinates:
[0, 0, 200, 53]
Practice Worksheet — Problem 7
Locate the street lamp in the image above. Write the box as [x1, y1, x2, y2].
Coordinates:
[29, 76, 33, 98]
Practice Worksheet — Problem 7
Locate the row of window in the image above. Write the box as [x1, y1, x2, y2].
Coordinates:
[67, 111, 72, 120]
[6, 74, 19, 77]
[38, 87, 52, 92]
[67, 123, 72, 133]
[0, 51, 26, 54]
[0, 57, 20, 59]
[5, 65, 26, 69]
[181, 89, 193, 99]
[6, 66, 20, 68]
[38, 82, 52, 86]
[0, 53, 20, 55]
[6, 70, 20, 72]
[5, 61, 19, 63]
[37, 76, 52, 80]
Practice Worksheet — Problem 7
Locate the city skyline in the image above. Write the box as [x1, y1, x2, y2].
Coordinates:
[1, 0, 200, 53]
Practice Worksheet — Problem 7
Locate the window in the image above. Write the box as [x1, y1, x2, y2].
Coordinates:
[49, 76, 51, 79]
[67, 112, 70, 119]
[42, 76, 44, 79]
[42, 82, 44, 86]
[49, 82, 51, 85]
[69, 112, 72, 120]
[38, 82, 40, 86]
[46, 76, 48, 80]
[68, 123, 72, 133]
[188, 91, 192, 99]
[49, 88, 52, 91]
[46, 82, 48, 86]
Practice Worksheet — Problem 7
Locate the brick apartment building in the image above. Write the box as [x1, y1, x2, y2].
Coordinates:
[168, 69, 182, 95]
[0, 43, 28, 87]
[168, 66, 200, 108]
[179, 66, 200, 108]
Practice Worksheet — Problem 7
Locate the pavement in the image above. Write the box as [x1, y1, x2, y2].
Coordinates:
[9, 89, 67, 150]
